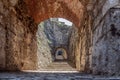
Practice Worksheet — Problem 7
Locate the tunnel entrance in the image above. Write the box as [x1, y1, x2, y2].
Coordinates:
[0, 0, 120, 78]
[55, 48, 67, 61]
[36, 18, 78, 72]
[0, 0, 92, 73]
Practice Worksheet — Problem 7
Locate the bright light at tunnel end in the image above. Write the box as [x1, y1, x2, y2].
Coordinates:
[58, 18, 73, 26]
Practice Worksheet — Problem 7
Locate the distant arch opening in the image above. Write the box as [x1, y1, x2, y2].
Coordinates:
[55, 48, 67, 61]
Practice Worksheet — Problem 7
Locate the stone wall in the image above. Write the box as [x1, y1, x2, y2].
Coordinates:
[0, 0, 11, 70]
[36, 23, 52, 69]
[68, 25, 79, 68]
[36, 19, 73, 69]
[43, 19, 72, 59]
[68, 0, 120, 75]
[68, 13, 93, 72]
[92, 8, 120, 75]
[25, 0, 85, 27]
[78, 15, 93, 73]
[0, 0, 120, 76]
[0, 0, 76, 70]
[91, 0, 120, 75]
[0, 18, 6, 70]
[0, 0, 38, 70]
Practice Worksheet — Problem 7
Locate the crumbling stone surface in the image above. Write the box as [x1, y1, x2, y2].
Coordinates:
[24, 0, 85, 27]
[0, 0, 10, 70]
[36, 23, 53, 69]
[92, 8, 120, 75]
[43, 19, 72, 57]
[91, 0, 120, 75]
[0, 0, 120, 76]
[68, 25, 79, 68]
[0, 25, 6, 70]
[36, 19, 73, 69]
[0, 0, 38, 70]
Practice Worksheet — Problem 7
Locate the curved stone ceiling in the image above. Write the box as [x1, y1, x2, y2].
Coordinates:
[25, 0, 88, 27]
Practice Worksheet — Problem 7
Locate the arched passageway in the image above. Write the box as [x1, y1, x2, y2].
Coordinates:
[1, 0, 90, 70]
[36, 18, 77, 71]
[24, 0, 86, 27]
[55, 48, 67, 60]
[0, 0, 120, 76]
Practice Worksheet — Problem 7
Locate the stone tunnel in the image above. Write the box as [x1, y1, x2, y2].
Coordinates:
[0, 0, 120, 76]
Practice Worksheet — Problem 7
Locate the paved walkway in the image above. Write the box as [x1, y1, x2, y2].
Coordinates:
[39, 61, 77, 72]
[0, 72, 120, 80]
[0, 61, 120, 80]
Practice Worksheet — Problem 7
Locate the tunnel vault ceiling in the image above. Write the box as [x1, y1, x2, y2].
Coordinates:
[24, 0, 89, 27]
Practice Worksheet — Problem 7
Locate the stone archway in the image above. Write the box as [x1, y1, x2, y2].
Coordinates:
[55, 48, 68, 60]
[0, 0, 88, 71]
[22, 0, 89, 70]
[1, 0, 120, 76]
[24, 0, 86, 27]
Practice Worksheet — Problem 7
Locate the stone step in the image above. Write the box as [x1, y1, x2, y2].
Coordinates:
[41, 61, 77, 71]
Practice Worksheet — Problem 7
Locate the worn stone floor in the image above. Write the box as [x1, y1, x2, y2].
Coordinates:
[1, 72, 120, 80]
[0, 61, 120, 80]
[39, 61, 77, 71]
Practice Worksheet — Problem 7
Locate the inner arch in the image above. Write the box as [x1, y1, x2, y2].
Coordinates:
[24, 0, 85, 27]
[36, 18, 78, 71]
[55, 48, 67, 60]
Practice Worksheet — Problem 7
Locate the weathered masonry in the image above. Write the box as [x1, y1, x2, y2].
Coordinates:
[0, 0, 120, 75]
